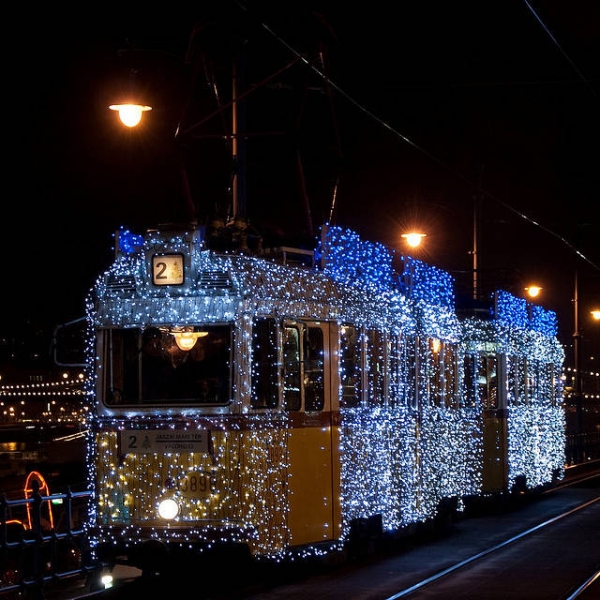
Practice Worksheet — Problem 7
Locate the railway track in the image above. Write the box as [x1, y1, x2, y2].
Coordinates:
[382, 483, 600, 599]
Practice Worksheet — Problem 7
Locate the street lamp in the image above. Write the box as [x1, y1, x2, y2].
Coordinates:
[401, 232, 426, 248]
[524, 285, 542, 298]
[109, 102, 152, 127]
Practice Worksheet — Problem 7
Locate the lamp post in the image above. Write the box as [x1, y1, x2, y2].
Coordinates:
[570, 272, 600, 463]
[573, 270, 583, 463]
[573, 271, 583, 459]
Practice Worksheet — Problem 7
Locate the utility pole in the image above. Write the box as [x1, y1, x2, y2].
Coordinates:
[573, 270, 583, 463]
[472, 164, 484, 301]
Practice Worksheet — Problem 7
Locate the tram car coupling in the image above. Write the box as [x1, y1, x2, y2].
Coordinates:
[83, 222, 565, 574]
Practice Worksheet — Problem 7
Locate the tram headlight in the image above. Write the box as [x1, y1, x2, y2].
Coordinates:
[157, 497, 180, 520]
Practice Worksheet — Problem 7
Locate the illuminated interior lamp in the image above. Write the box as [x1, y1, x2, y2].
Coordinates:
[401, 232, 426, 248]
[109, 103, 152, 127]
[170, 327, 208, 351]
[591, 310, 600, 321]
[525, 285, 542, 298]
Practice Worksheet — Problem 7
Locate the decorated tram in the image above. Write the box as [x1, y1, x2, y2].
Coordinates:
[83, 222, 565, 573]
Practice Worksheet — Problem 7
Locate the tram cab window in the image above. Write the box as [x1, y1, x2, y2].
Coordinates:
[103, 325, 231, 406]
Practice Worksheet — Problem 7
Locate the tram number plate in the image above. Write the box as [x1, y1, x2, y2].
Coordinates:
[178, 471, 213, 498]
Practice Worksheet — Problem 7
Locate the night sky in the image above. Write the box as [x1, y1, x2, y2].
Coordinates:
[7, 1, 600, 355]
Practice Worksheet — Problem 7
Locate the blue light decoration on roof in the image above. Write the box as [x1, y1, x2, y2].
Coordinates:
[494, 289, 558, 337]
[317, 225, 455, 307]
[398, 255, 455, 309]
[529, 303, 558, 337]
[117, 228, 145, 254]
[316, 225, 395, 293]
[494, 290, 529, 329]
[316, 224, 458, 339]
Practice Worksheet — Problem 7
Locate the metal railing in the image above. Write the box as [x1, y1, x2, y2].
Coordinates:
[1, 480, 96, 599]
[565, 430, 600, 466]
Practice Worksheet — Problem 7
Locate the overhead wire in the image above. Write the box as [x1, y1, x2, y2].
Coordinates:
[238, 1, 600, 274]
[523, 0, 599, 100]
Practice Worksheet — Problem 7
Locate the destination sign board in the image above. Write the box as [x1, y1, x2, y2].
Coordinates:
[119, 430, 209, 454]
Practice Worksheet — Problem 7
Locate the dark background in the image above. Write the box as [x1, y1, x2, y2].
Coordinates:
[5, 1, 600, 363]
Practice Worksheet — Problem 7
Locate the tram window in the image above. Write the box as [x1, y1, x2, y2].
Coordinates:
[104, 325, 231, 406]
[463, 355, 478, 408]
[508, 356, 527, 406]
[340, 324, 362, 407]
[390, 335, 415, 408]
[304, 327, 324, 411]
[423, 338, 458, 408]
[251, 319, 279, 408]
[429, 338, 443, 407]
[441, 342, 459, 409]
[404, 337, 418, 410]
[546, 364, 559, 407]
[283, 326, 301, 411]
[417, 338, 433, 406]
[526, 359, 537, 404]
[367, 329, 387, 405]
[105, 328, 140, 404]
[479, 355, 498, 410]
[389, 337, 400, 407]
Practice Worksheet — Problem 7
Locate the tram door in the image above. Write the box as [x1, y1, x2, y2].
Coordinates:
[283, 320, 339, 546]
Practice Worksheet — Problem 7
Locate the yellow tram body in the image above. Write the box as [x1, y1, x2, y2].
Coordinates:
[93, 412, 342, 556]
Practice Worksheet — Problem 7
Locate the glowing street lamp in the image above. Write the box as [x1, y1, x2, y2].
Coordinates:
[109, 102, 152, 127]
[525, 285, 542, 299]
[401, 232, 426, 248]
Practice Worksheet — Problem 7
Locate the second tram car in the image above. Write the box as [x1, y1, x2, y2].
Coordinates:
[85, 223, 565, 573]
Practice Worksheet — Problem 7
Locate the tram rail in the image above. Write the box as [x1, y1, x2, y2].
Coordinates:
[384, 485, 600, 599]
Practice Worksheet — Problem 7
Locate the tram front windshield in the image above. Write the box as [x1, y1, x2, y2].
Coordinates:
[103, 325, 231, 406]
